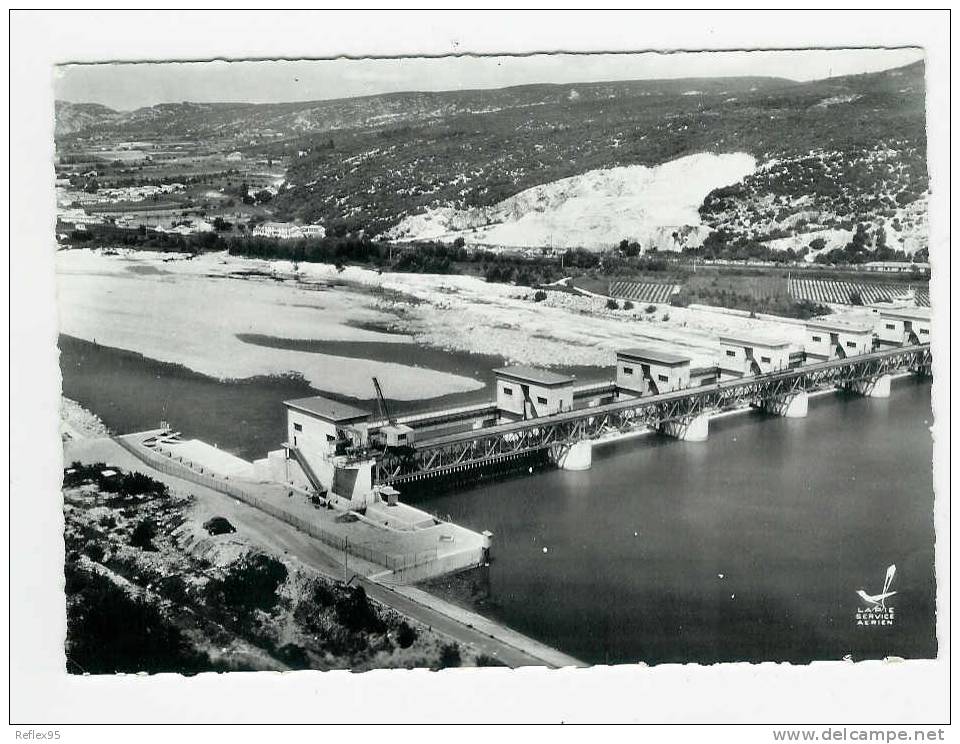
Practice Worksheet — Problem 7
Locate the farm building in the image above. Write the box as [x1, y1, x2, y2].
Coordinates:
[719, 333, 791, 377]
[875, 307, 932, 347]
[805, 318, 874, 361]
[493, 366, 574, 420]
[616, 348, 691, 396]
[252, 221, 326, 240]
[863, 261, 931, 273]
[245, 172, 287, 190]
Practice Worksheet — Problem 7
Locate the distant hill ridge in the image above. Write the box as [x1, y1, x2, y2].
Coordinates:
[56, 74, 798, 138]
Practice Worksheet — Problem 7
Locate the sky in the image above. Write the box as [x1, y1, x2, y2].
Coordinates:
[55, 48, 925, 111]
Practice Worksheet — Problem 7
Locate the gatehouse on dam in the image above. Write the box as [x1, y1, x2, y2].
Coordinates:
[261, 321, 932, 498]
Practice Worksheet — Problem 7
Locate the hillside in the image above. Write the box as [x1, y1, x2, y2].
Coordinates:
[276, 61, 927, 243]
[56, 62, 927, 253]
[386, 153, 757, 250]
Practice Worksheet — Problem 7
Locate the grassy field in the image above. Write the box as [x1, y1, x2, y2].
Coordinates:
[685, 271, 789, 301]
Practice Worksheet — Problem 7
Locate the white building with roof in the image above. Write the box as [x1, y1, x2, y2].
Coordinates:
[616, 348, 691, 396]
[277, 395, 374, 504]
[863, 261, 930, 273]
[493, 366, 575, 420]
[805, 318, 875, 361]
[252, 222, 326, 240]
[875, 306, 932, 347]
[719, 333, 791, 377]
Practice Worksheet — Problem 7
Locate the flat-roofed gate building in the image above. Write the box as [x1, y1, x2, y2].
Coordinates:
[494, 365, 575, 420]
[616, 347, 691, 396]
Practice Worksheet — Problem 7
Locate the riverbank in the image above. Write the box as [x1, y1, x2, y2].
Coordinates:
[56, 248, 485, 401]
[57, 247, 819, 381]
[60, 396, 109, 441]
[62, 433, 580, 668]
[58, 395, 580, 666]
[62, 451, 505, 672]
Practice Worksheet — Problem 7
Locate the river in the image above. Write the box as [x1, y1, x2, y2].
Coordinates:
[59, 335, 937, 666]
[420, 379, 937, 665]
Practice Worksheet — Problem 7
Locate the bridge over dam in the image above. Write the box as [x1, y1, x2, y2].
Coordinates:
[253, 305, 932, 505]
[369, 343, 931, 487]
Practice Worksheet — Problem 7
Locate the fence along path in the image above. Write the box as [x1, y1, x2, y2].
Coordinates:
[111, 435, 438, 572]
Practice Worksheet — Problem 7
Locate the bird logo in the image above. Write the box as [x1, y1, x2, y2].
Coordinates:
[857, 564, 897, 609]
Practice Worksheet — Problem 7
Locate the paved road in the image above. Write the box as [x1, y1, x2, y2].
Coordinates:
[65, 436, 580, 668]
[359, 579, 578, 668]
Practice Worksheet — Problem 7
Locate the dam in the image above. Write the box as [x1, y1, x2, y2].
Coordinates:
[258, 308, 932, 498]
[108, 307, 932, 586]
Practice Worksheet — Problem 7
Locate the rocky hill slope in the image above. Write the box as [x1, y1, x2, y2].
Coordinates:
[57, 62, 927, 253]
[386, 153, 757, 250]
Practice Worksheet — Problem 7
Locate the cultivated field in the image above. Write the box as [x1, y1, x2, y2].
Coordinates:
[608, 280, 681, 303]
[789, 277, 930, 307]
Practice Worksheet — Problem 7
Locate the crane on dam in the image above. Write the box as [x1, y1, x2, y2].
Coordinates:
[372, 376, 395, 426]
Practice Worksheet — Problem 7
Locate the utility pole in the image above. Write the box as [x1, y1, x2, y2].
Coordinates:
[343, 536, 349, 583]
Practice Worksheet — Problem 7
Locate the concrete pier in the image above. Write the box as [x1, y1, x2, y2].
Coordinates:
[660, 413, 709, 442]
[846, 374, 892, 399]
[763, 391, 809, 418]
[552, 440, 593, 470]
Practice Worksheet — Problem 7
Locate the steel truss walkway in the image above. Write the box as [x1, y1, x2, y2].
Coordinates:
[373, 344, 931, 485]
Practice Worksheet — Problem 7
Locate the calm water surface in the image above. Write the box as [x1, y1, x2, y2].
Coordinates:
[59, 334, 604, 460]
[420, 380, 937, 665]
[60, 335, 936, 665]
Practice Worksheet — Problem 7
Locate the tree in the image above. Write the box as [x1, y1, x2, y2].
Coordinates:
[438, 643, 462, 668]
[874, 226, 887, 250]
[130, 519, 157, 551]
[605, 298, 620, 310]
[849, 290, 864, 306]
[205, 554, 288, 617]
[335, 585, 385, 633]
[397, 621, 417, 649]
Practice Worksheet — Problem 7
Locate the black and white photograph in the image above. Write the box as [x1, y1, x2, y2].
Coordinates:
[8, 9, 951, 730]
